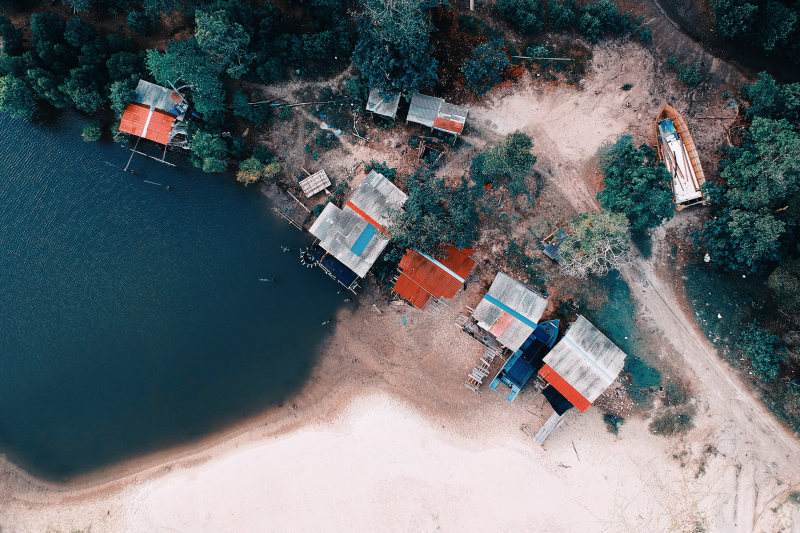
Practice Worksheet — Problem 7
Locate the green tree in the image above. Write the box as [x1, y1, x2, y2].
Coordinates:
[190, 129, 228, 171]
[127, 10, 157, 35]
[81, 120, 101, 141]
[64, 16, 98, 48]
[195, 9, 251, 79]
[737, 321, 785, 381]
[106, 51, 143, 81]
[768, 258, 800, 311]
[703, 207, 786, 272]
[547, 0, 577, 31]
[25, 67, 72, 108]
[597, 136, 674, 233]
[0, 74, 35, 119]
[470, 131, 536, 195]
[710, 0, 758, 39]
[577, 0, 634, 41]
[59, 64, 104, 113]
[236, 157, 265, 184]
[495, 0, 544, 34]
[146, 39, 225, 115]
[561, 211, 633, 277]
[109, 77, 137, 118]
[0, 14, 23, 56]
[740, 71, 800, 122]
[351, 0, 439, 94]
[64, 0, 92, 13]
[462, 39, 510, 96]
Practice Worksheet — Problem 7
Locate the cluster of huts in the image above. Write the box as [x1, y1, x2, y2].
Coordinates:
[115, 81, 628, 444]
[304, 168, 627, 444]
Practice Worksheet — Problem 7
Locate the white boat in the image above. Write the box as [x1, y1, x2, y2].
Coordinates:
[656, 104, 706, 210]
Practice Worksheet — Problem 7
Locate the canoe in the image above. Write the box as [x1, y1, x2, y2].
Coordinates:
[655, 104, 706, 210]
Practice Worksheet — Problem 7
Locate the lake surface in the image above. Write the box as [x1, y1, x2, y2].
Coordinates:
[0, 113, 343, 481]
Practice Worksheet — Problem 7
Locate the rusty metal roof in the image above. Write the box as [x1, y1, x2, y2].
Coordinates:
[393, 246, 476, 308]
[118, 103, 176, 145]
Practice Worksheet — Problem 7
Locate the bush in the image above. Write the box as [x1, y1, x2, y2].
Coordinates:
[603, 413, 625, 435]
[737, 321, 785, 381]
[462, 39, 510, 96]
[664, 382, 687, 406]
[768, 259, 800, 311]
[470, 131, 536, 195]
[547, 0, 577, 31]
[649, 408, 694, 436]
[495, 0, 545, 34]
[81, 120, 102, 141]
[365, 160, 397, 181]
[0, 74, 36, 119]
[578, 0, 634, 41]
[126, 10, 157, 35]
[252, 146, 273, 164]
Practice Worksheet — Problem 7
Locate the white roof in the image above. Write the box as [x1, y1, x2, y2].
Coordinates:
[366, 89, 401, 119]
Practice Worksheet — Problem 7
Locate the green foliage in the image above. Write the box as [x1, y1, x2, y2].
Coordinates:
[0, 14, 23, 56]
[711, 0, 758, 39]
[202, 157, 227, 173]
[740, 72, 800, 122]
[603, 413, 625, 435]
[578, 0, 636, 41]
[737, 321, 785, 380]
[109, 77, 136, 118]
[146, 38, 226, 115]
[649, 408, 694, 435]
[351, 0, 439, 94]
[702, 117, 800, 273]
[710, 0, 800, 59]
[231, 90, 270, 126]
[81, 120, 101, 141]
[462, 39, 510, 96]
[343, 75, 370, 107]
[768, 258, 800, 311]
[470, 131, 536, 196]
[106, 51, 144, 81]
[391, 168, 482, 255]
[60, 65, 103, 113]
[278, 106, 292, 121]
[64, 16, 98, 48]
[0, 74, 35, 119]
[561, 211, 633, 277]
[252, 146, 273, 164]
[127, 10, 157, 35]
[190, 129, 228, 170]
[237, 157, 266, 184]
[665, 53, 704, 87]
[597, 136, 674, 233]
[64, 0, 92, 12]
[547, 0, 577, 31]
[195, 10, 251, 79]
[365, 160, 397, 181]
[664, 382, 688, 406]
[495, 0, 545, 34]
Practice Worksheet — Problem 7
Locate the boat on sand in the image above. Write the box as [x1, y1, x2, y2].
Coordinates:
[655, 104, 706, 210]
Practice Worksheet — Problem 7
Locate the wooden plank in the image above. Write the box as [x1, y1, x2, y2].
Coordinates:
[533, 412, 566, 445]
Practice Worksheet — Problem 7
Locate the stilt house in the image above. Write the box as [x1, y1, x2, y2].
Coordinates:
[309, 170, 406, 290]
[117, 80, 188, 147]
[392, 246, 476, 309]
[471, 272, 549, 352]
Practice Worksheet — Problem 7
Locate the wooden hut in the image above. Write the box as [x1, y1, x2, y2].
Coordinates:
[406, 93, 468, 141]
[366, 89, 401, 120]
[308, 171, 406, 289]
[392, 246, 476, 309]
[538, 315, 627, 412]
[471, 272, 548, 352]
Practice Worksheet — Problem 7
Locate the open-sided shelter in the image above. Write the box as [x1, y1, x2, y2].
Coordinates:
[366, 89, 401, 120]
[406, 94, 468, 138]
[472, 272, 548, 352]
[309, 170, 406, 282]
[299, 169, 331, 198]
[538, 315, 627, 412]
[392, 246, 476, 308]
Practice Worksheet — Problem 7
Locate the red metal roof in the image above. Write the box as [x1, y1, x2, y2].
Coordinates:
[432, 117, 464, 134]
[488, 311, 515, 337]
[118, 103, 175, 145]
[538, 364, 591, 412]
[392, 246, 476, 308]
[346, 200, 388, 234]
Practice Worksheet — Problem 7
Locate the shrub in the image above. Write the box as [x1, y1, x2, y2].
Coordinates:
[737, 321, 785, 381]
[236, 157, 264, 184]
[252, 146, 273, 164]
[649, 408, 694, 435]
[547, 0, 577, 31]
[462, 39, 510, 96]
[603, 413, 625, 435]
[81, 120, 102, 141]
[578, 0, 634, 41]
[470, 131, 536, 195]
[0, 74, 36, 119]
[495, 0, 545, 34]
[365, 160, 397, 181]
[126, 10, 156, 35]
[768, 259, 800, 311]
[664, 382, 687, 406]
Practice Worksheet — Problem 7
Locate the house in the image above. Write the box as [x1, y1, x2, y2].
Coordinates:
[366, 89, 401, 120]
[471, 272, 548, 352]
[538, 315, 627, 413]
[299, 169, 331, 198]
[308, 170, 406, 289]
[406, 93, 468, 139]
[117, 80, 188, 146]
[392, 246, 476, 309]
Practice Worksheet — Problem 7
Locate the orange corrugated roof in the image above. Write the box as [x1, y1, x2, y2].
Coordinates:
[539, 364, 591, 412]
[393, 273, 433, 309]
[392, 246, 476, 308]
[433, 117, 464, 134]
[118, 103, 175, 145]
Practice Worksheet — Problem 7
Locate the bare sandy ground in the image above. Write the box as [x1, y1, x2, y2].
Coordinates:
[2, 41, 800, 532]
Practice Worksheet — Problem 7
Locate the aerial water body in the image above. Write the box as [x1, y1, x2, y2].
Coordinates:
[0, 112, 343, 481]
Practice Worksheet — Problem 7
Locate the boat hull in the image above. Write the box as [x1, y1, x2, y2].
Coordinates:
[655, 104, 706, 210]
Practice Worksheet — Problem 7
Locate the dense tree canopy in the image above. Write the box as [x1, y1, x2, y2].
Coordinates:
[0, 74, 36, 119]
[737, 321, 785, 381]
[740, 72, 800, 122]
[597, 136, 674, 233]
[710, 0, 800, 60]
[195, 9, 251, 79]
[462, 39, 510, 96]
[351, 0, 440, 94]
[470, 132, 536, 196]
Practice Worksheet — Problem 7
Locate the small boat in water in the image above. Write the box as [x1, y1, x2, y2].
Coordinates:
[656, 104, 706, 210]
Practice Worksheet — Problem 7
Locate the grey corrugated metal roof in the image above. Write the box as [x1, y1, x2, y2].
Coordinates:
[366, 89, 401, 119]
[407, 93, 443, 128]
[349, 170, 408, 228]
[135, 80, 187, 119]
[437, 101, 468, 123]
[472, 272, 548, 351]
[308, 171, 406, 278]
[299, 169, 331, 198]
[542, 315, 626, 404]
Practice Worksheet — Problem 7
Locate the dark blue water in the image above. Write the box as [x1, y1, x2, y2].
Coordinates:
[0, 113, 342, 481]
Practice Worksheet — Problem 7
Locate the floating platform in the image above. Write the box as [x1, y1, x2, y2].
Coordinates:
[656, 104, 706, 210]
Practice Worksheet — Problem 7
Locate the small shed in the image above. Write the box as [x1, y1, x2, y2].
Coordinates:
[117, 80, 188, 147]
[393, 246, 476, 309]
[539, 315, 627, 412]
[309, 171, 407, 279]
[407, 94, 469, 138]
[472, 272, 548, 352]
[299, 169, 331, 198]
[366, 89, 401, 120]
